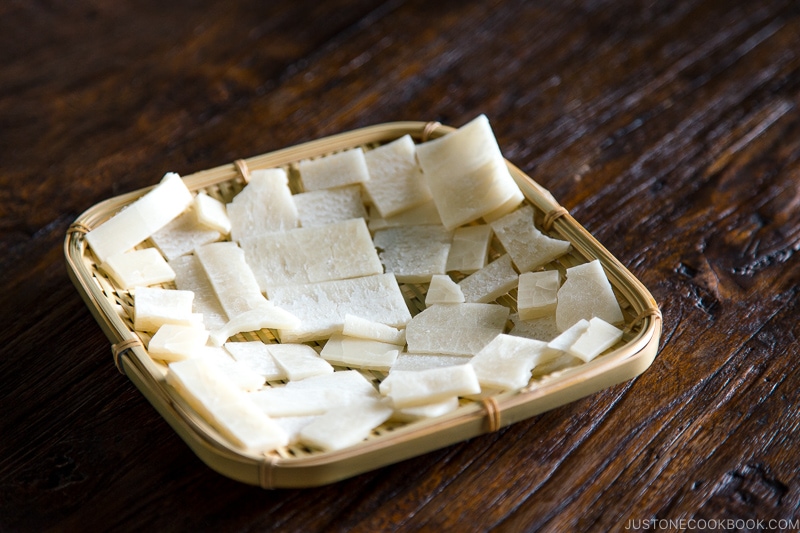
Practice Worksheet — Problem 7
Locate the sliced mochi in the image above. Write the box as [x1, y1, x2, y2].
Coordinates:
[249, 387, 340, 417]
[273, 416, 320, 445]
[266, 343, 334, 381]
[373, 225, 453, 283]
[284, 369, 379, 398]
[240, 218, 382, 292]
[269, 273, 412, 343]
[169, 254, 228, 331]
[489, 205, 571, 272]
[297, 148, 370, 191]
[567, 316, 624, 362]
[508, 313, 561, 343]
[320, 333, 400, 371]
[208, 303, 300, 346]
[133, 286, 194, 332]
[102, 248, 176, 289]
[149, 209, 221, 261]
[548, 319, 591, 353]
[555, 259, 624, 331]
[379, 364, 481, 408]
[531, 352, 584, 378]
[469, 333, 557, 391]
[458, 254, 519, 303]
[393, 396, 460, 422]
[363, 134, 432, 217]
[293, 185, 367, 228]
[367, 200, 443, 232]
[342, 314, 405, 345]
[415, 115, 524, 230]
[194, 346, 267, 392]
[405, 303, 509, 356]
[445, 224, 493, 274]
[227, 168, 298, 242]
[390, 353, 472, 372]
[86, 172, 193, 264]
[166, 357, 287, 454]
[223, 341, 285, 382]
[147, 323, 209, 362]
[298, 398, 394, 452]
[425, 275, 465, 306]
[194, 241, 268, 319]
[193, 191, 231, 235]
[517, 269, 560, 320]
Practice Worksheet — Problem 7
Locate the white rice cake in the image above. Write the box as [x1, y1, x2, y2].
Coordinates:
[293, 185, 367, 228]
[147, 323, 209, 362]
[223, 341, 285, 382]
[489, 205, 571, 272]
[227, 168, 298, 242]
[240, 218, 382, 292]
[458, 254, 519, 304]
[405, 303, 509, 356]
[367, 200, 443, 232]
[390, 353, 472, 372]
[269, 273, 412, 343]
[567, 316, 624, 362]
[193, 192, 231, 235]
[133, 286, 194, 332]
[415, 115, 524, 230]
[169, 254, 229, 330]
[86, 172, 193, 264]
[393, 397, 460, 422]
[469, 333, 555, 391]
[267, 343, 334, 381]
[508, 313, 561, 342]
[320, 333, 400, 371]
[194, 241, 268, 318]
[445, 224, 493, 274]
[341, 314, 405, 345]
[101, 248, 176, 290]
[379, 364, 481, 408]
[556, 259, 624, 331]
[363, 134, 432, 217]
[194, 346, 267, 392]
[424, 275, 465, 306]
[517, 269, 560, 320]
[298, 148, 371, 191]
[149, 209, 221, 261]
[285, 369, 379, 397]
[273, 416, 320, 445]
[373, 225, 453, 283]
[548, 319, 590, 352]
[166, 357, 287, 454]
[208, 303, 300, 346]
[299, 398, 394, 451]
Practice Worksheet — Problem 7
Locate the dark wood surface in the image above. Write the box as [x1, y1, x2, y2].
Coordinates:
[2, 1, 799, 531]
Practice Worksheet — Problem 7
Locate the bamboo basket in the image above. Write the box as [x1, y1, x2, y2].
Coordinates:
[64, 120, 662, 488]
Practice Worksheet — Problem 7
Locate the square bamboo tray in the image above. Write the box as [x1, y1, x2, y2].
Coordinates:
[64, 120, 662, 488]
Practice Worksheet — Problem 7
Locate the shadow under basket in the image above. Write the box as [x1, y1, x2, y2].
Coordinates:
[64, 120, 662, 488]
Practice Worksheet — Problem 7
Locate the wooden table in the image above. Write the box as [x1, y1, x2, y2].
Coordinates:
[2, 1, 799, 531]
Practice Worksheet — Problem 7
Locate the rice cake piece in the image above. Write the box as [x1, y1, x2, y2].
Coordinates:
[150, 209, 221, 261]
[194, 346, 267, 392]
[269, 273, 412, 343]
[405, 303, 509, 356]
[298, 148, 370, 191]
[299, 398, 394, 451]
[249, 387, 338, 417]
[223, 341, 285, 382]
[208, 303, 300, 347]
[363, 134, 431, 217]
[133, 286, 194, 332]
[489, 205, 571, 272]
[469, 333, 555, 391]
[446, 224, 493, 274]
[374, 225, 453, 283]
[342, 314, 405, 345]
[508, 313, 561, 342]
[193, 192, 231, 235]
[240, 218, 382, 292]
[367, 200, 443, 232]
[267, 343, 334, 381]
[425, 275, 465, 306]
[320, 333, 400, 371]
[194, 241, 268, 318]
[531, 352, 583, 378]
[415, 115, 524, 230]
[517, 270, 560, 320]
[458, 254, 519, 304]
[169, 254, 228, 331]
[102, 248, 176, 290]
[379, 364, 481, 408]
[293, 185, 367, 228]
[166, 357, 287, 453]
[548, 319, 590, 352]
[86, 172, 193, 264]
[285, 369, 379, 398]
[390, 353, 472, 372]
[147, 323, 209, 362]
[227, 168, 298, 242]
[567, 316, 624, 362]
[393, 397, 460, 422]
[556, 259, 624, 331]
[274, 416, 320, 445]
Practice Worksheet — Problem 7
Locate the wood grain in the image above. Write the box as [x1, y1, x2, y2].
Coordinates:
[2, 0, 800, 531]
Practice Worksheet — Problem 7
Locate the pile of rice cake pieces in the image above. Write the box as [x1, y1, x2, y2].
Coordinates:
[85, 115, 625, 455]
